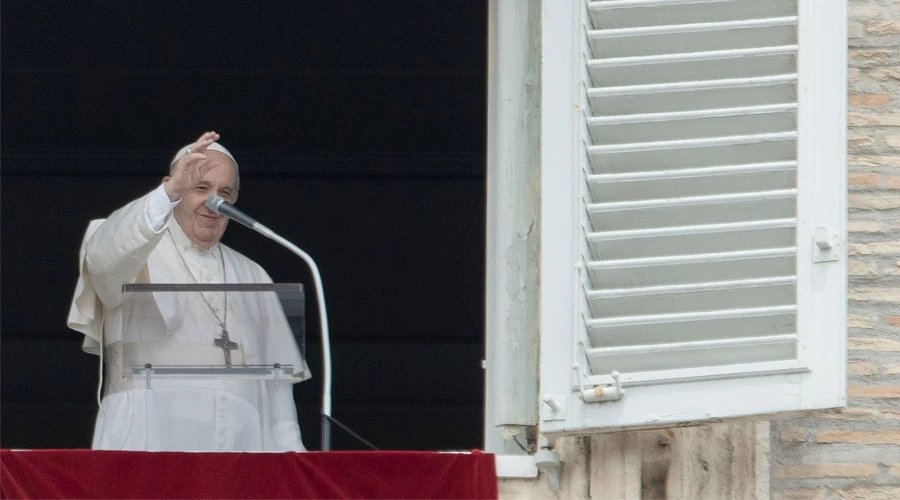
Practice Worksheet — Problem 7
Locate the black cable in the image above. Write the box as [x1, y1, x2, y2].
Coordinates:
[512, 434, 529, 453]
[322, 414, 380, 450]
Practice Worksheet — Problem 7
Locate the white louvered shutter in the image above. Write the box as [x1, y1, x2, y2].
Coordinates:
[538, 0, 847, 435]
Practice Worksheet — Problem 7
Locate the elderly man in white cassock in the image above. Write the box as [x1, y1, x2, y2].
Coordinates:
[67, 131, 311, 452]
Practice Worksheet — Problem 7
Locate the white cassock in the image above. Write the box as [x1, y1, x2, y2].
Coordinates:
[67, 186, 311, 452]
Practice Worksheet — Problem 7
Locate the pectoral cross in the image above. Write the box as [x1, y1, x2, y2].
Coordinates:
[214, 329, 239, 367]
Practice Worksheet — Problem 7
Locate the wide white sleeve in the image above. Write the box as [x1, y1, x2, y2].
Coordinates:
[67, 219, 107, 349]
[83, 188, 174, 311]
[266, 381, 307, 451]
[253, 260, 309, 451]
[146, 183, 180, 232]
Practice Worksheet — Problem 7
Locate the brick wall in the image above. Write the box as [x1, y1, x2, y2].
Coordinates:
[770, 1, 900, 499]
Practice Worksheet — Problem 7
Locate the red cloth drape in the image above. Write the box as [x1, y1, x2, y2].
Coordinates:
[1, 449, 497, 499]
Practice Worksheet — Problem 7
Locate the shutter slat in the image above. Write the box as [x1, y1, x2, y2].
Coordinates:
[588, 255, 796, 290]
[588, 45, 797, 68]
[589, 140, 796, 173]
[587, 276, 797, 298]
[591, 0, 741, 11]
[593, 85, 797, 114]
[588, 131, 796, 154]
[588, 16, 797, 39]
[586, 305, 797, 328]
[588, 74, 798, 98]
[592, 169, 797, 201]
[588, 218, 797, 241]
[588, 227, 795, 259]
[588, 189, 797, 212]
[590, 114, 797, 146]
[588, 103, 797, 125]
[589, 202, 795, 231]
[589, 53, 796, 87]
[589, 0, 799, 29]
[588, 160, 796, 182]
[587, 313, 796, 347]
[587, 282, 795, 317]
[589, 76, 798, 114]
[587, 247, 796, 269]
[589, 18, 797, 59]
[589, 333, 797, 356]
[588, 345, 795, 373]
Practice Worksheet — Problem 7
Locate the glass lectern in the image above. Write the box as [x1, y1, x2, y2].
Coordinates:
[118, 283, 306, 389]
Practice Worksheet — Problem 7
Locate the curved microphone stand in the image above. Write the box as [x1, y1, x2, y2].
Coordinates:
[207, 195, 333, 450]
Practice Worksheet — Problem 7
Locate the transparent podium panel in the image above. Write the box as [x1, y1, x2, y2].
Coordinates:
[119, 283, 305, 389]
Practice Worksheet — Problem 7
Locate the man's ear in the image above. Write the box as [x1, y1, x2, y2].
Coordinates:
[162, 176, 171, 184]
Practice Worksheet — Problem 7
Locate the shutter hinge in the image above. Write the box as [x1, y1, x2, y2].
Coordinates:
[573, 364, 625, 403]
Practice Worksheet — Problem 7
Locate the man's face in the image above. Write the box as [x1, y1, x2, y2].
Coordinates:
[171, 151, 239, 248]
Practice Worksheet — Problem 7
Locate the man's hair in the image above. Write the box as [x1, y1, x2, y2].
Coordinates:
[169, 142, 241, 190]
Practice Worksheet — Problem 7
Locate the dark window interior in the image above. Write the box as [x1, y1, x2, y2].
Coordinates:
[1, 0, 487, 451]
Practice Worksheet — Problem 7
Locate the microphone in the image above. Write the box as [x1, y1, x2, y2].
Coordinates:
[206, 194, 260, 230]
